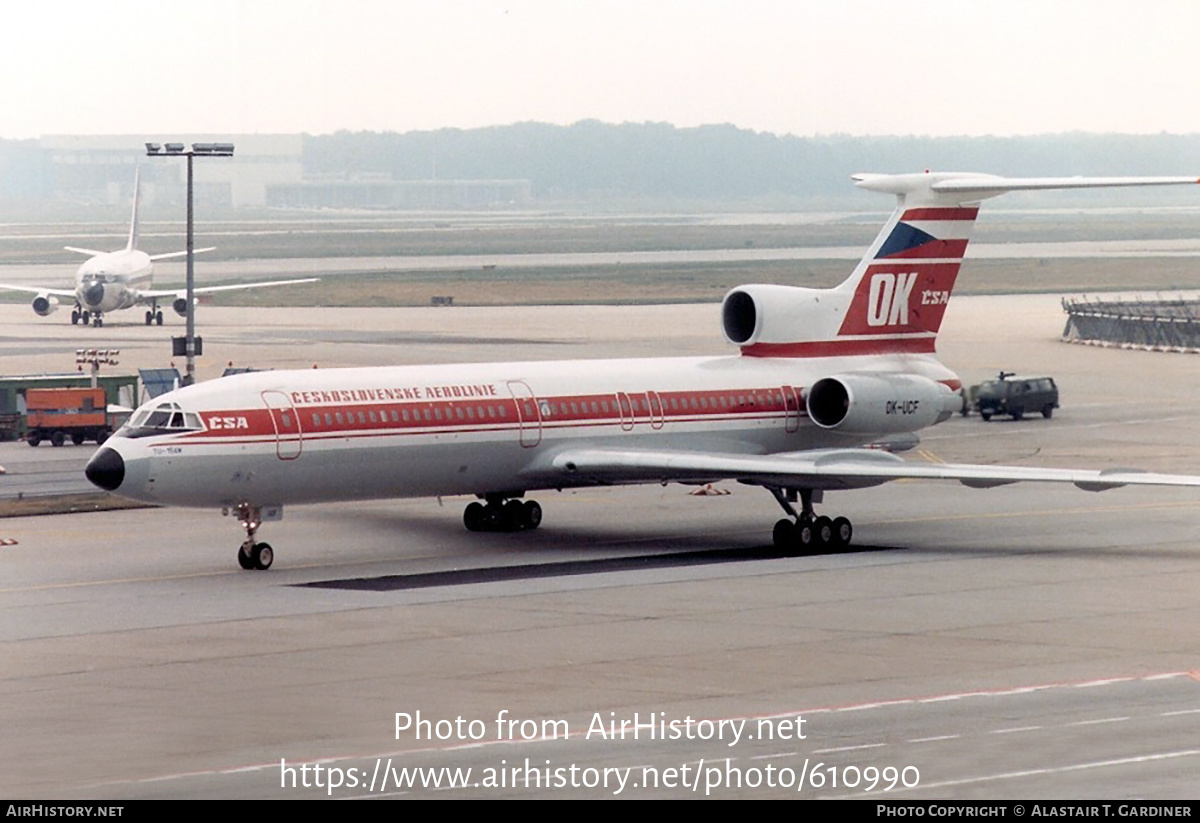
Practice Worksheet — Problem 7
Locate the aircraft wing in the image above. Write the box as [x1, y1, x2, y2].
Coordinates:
[147, 247, 217, 261]
[545, 447, 1200, 493]
[0, 283, 76, 298]
[139, 277, 319, 300]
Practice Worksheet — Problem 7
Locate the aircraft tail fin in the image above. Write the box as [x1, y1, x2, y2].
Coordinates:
[125, 167, 142, 252]
[729, 173, 1198, 358]
[836, 173, 1200, 345]
[831, 175, 983, 347]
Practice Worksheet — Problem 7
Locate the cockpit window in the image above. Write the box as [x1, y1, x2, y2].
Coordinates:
[119, 402, 205, 438]
[145, 408, 172, 428]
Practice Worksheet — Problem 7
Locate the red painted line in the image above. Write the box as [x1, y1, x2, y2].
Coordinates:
[741, 337, 937, 358]
[174, 412, 811, 449]
[184, 386, 816, 438]
[900, 206, 980, 221]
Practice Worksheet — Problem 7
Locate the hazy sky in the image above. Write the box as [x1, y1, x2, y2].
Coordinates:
[4, 0, 1199, 139]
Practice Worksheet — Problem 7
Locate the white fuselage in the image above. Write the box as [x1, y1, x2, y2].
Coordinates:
[98, 351, 959, 510]
[74, 250, 153, 313]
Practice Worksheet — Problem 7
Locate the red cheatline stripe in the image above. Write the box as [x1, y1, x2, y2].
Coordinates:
[900, 207, 980, 221]
[185, 387, 812, 439]
[179, 412, 808, 448]
[741, 336, 937, 358]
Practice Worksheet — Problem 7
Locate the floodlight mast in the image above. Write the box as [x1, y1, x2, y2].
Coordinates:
[144, 141, 235, 385]
[76, 348, 119, 389]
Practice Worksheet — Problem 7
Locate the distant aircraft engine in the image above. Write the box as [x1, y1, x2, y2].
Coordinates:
[173, 298, 190, 317]
[807, 373, 955, 435]
[32, 294, 58, 316]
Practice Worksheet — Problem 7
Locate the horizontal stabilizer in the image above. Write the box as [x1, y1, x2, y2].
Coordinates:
[932, 175, 1200, 193]
[852, 172, 1199, 205]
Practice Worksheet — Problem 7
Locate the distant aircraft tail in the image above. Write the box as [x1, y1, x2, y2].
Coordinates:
[63, 168, 143, 257]
[724, 172, 1198, 358]
[125, 167, 141, 252]
[110, 166, 217, 261]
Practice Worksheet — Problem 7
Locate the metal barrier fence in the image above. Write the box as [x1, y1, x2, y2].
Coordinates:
[1061, 295, 1200, 353]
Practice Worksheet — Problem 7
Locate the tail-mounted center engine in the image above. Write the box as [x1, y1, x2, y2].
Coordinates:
[32, 293, 58, 317]
[721, 284, 845, 348]
[807, 373, 956, 435]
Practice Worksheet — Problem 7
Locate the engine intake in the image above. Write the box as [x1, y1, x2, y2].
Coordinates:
[807, 373, 955, 435]
[721, 284, 844, 348]
[722, 290, 759, 344]
[173, 298, 189, 317]
[32, 294, 58, 316]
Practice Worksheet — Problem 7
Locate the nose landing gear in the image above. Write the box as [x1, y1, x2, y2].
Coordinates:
[230, 503, 274, 570]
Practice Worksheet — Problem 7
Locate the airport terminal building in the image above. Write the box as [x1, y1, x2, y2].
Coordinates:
[41, 134, 303, 208]
[32, 134, 529, 210]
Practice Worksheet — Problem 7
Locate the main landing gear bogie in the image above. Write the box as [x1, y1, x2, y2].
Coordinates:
[768, 487, 854, 555]
[771, 515, 853, 554]
[463, 496, 542, 532]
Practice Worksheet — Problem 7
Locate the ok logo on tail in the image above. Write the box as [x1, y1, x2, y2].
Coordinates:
[866, 272, 917, 327]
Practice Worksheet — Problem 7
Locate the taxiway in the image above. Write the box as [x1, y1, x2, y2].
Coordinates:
[2, 295, 1200, 798]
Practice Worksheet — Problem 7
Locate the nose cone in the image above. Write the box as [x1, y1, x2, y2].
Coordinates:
[82, 281, 104, 308]
[85, 447, 124, 491]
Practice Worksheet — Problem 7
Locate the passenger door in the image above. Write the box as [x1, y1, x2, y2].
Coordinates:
[261, 391, 302, 460]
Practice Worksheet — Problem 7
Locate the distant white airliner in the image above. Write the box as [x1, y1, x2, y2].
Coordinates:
[0, 170, 315, 327]
[86, 171, 1200, 571]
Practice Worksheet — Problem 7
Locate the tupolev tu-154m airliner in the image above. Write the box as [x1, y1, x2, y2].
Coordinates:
[85, 171, 1200, 570]
[0, 169, 316, 327]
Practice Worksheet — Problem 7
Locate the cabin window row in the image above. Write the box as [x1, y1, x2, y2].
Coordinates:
[299, 388, 798, 432]
[534, 390, 796, 418]
[308, 403, 512, 429]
